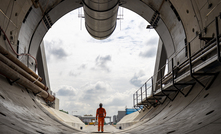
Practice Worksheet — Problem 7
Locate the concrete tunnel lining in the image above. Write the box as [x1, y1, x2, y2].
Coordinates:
[17, 0, 184, 72]
[1, 0, 221, 133]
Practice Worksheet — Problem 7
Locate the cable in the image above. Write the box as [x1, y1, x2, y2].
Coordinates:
[0, 26, 38, 71]
[5, 0, 14, 32]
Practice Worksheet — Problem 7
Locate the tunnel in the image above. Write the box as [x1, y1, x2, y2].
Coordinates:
[0, 0, 221, 133]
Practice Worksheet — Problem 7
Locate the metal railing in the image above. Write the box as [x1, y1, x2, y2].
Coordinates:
[133, 77, 153, 105]
[133, 15, 221, 110]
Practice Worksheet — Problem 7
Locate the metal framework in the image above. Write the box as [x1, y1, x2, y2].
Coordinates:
[133, 15, 221, 111]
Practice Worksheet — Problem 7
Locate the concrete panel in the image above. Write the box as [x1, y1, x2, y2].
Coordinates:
[116, 111, 139, 130]
[1, 0, 221, 133]
[41, 104, 85, 130]
[0, 75, 82, 133]
[119, 73, 221, 134]
[37, 42, 51, 89]
[153, 39, 167, 91]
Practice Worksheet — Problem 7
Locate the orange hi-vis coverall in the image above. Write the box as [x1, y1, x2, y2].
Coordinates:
[96, 107, 106, 132]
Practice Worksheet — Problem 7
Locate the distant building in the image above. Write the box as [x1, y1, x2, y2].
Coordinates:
[78, 115, 110, 125]
[113, 115, 117, 124]
[117, 111, 126, 122]
[79, 115, 96, 124]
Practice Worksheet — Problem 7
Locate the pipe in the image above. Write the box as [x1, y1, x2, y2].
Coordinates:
[0, 45, 42, 82]
[0, 27, 38, 71]
[0, 53, 48, 91]
[0, 60, 55, 102]
[83, 0, 119, 40]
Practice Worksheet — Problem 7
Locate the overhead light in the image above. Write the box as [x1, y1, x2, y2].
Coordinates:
[146, 25, 154, 29]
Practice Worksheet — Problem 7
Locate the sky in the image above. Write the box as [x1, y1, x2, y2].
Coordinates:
[43, 7, 159, 118]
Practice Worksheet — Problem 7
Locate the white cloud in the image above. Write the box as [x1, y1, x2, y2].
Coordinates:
[44, 40, 69, 62]
[139, 47, 157, 58]
[130, 70, 148, 87]
[93, 55, 112, 72]
[56, 85, 76, 96]
[57, 81, 135, 116]
[69, 71, 81, 77]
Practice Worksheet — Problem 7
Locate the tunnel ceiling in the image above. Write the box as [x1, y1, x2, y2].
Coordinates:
[0, 0, 219, 71]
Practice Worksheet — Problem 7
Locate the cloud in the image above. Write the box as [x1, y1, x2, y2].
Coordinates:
[93, 55, 112, 72]
[139, 47, 157, 58]
[130, 70, 146, 87]
[69, 71, 81, 77]
[78, 64, 87, 70]
[44, 40, 68, 61]
[50, 47, 68, 59]
[55, 81, 135, 116]
[84, 81, 109, 94]
[56, 85, 76, 96]
[146, 37, 158, 46]
[81, 81, 111, 102]
[106, 97, 127, 107]
[118, 36, 125, 39]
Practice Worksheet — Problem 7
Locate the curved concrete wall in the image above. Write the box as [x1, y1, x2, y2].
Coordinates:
[116, 111, 139, 130]
[1, 0, 186, 70]
[0, 75, 82, 133]
[0, 0, 220, 70]
[41, 104, 85, 130]
[117, 72, 221, 133]
[0, 0, 221, 133]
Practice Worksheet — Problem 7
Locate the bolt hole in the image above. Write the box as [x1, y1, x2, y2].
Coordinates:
[198, 122, 202, 125]
[0, 112, 6, 116]
[204, 93, 209, 98]
[26, 88, 29, 93]
[186, 10, 189, 13]
[192, 28, 195, 32]
[208, 3, 213, 9]
[119, 126, 122, 129]
[0, 94, 5, 99]
[167, 130, 176, 134]
[36, 130, 44, 134]
[206, 110, 214, 115]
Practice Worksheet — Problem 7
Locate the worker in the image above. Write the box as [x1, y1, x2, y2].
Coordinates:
[96, 103, 106, 133]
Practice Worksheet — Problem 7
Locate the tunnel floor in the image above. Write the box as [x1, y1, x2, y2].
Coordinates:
[83, 125, 120, 133]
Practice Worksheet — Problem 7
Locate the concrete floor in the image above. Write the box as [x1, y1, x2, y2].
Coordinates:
[83, 125, 120, 134]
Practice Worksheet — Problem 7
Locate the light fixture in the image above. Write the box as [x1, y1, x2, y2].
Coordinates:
[146, 25, 154, 29]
